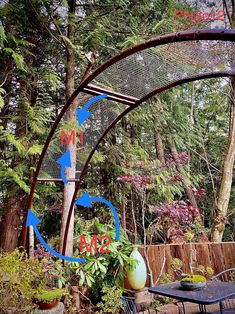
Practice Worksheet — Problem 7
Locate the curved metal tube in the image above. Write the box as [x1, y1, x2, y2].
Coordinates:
[21, 29, 235, 253]
[62, 70, 235, 255]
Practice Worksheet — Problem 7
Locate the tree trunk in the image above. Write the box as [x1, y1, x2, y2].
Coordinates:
[168, 138, 198, 208]
[0, 197, 21, 251]
[29, 226, 34, 258]
[154, 131, 166, 166]
[130, 189, 138, 244]
[122, 188, 127, 235]
[211, 77, 235, 241]
[60, 0, 76, 256]
[167, 138, 208, 241]
[211, 1, 235, 241]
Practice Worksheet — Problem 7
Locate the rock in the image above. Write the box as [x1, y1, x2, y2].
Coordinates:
[156, 303, 179, 313]
[133, 287, 153, 305]
[31, 302, 64, 314]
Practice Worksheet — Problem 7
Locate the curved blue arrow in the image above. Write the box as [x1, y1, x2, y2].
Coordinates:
[76, 94, 108, 126]
[56, 149, 71, 184]
[75, 192, 120, 240]
[26, 209, 86, 263]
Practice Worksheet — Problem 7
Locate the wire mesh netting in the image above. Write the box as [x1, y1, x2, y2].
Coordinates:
[38, 36, 235, 181]
[92, 40, 235, 99]
[38, 93, 128, 180]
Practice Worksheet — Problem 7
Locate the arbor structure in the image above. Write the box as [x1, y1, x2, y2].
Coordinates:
[21, 29, 235, 254]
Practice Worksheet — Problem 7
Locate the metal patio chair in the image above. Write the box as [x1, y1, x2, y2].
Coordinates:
[213, 268, 235, 313]
[121, 296, 155, 314]
[121, 297, 138, 314]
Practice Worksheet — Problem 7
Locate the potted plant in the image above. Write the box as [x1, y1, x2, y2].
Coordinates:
[35, 288, 66, 310]
[180, 232, 207, 290]
[180, 274, 207, 290]
[33, 245, 68, 309]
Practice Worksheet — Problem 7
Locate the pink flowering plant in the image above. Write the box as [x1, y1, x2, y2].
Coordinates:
[35, 244, 68, 289]
[117, 150, 206, 243]
[117, 174, 151, 190]
[149, 201, 201, 242]
[166, 152, 189, 167]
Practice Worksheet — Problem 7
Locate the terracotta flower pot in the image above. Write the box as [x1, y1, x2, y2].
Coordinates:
[36, 299, 59, 310]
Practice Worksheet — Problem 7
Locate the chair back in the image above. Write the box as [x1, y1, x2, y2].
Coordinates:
[121, 296, 138, 314]
[213, 268, 235, 282]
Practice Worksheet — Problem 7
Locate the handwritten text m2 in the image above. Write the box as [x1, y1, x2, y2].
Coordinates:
[79, 235, 111, 254]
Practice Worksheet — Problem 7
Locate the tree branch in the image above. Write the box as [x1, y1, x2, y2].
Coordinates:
[223, 0, 234, 27]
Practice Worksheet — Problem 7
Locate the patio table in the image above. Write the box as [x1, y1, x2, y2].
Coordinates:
[148, 281, 235, 314]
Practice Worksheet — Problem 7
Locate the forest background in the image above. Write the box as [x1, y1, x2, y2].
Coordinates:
[0, 0, 234, 271]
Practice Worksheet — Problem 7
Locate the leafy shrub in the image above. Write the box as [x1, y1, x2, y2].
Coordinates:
[95, 286, 123, 314]
[0, 249, 45, 312]
[159, 258, 183, 283]
[34, 244, 68, 288]
[150, 296, 173, 309]
[67, 218, 138, 306]
[197, 265, 214, 279]
[150, 200, 200, 242]
[69, 218, 137, 292]
[159, 257, 215, 283]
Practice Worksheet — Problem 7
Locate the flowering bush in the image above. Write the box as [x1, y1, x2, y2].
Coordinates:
[166, 174, 183, 184]
[117, 174, 151, 190]
[153, 200, 200, 224]
[191, 186, 206, 200]
[150, 201, 200, 242]
[166, 152, 189, 167]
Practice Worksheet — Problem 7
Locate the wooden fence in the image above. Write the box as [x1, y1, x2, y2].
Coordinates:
[139, 242, 235, 285]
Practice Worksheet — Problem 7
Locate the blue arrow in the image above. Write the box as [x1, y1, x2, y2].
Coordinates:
[76, 94, 108, 126]
[26, 209, 86, 263]
[56, 150, 71, 184]
[75, 192, 120, 241]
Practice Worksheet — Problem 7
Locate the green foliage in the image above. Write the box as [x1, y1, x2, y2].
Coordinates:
[0, 87, 6, 109]
[68, 217, 137, 302]
[159, 257, 183, 284]
[43, 71, 61, 91]
[150, 296, 173, 309]
[95, 286, 123, 314]
[170, 257, 183, 272]
[0, 249, 45, 312]
[197, 265, 214, 279]
[34, 244, 69, 289]
[0, 24, 6, 46]
[185, 231, 194, 241]
[0, 91, 51, 198]
[92, 151, 107, 164]
[159, 272, 174, 284]
[3, 47, 26, 71]
[35, 288, 66, 303]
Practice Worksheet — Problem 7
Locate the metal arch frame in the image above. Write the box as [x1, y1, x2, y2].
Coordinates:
[21, 29, 235, 253]
[62, 71, 235, 256]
